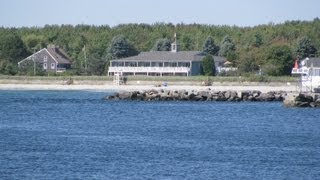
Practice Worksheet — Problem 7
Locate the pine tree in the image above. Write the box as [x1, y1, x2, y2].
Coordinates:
[203, 36, 219, 55]
[202, 55, 216, 76]
[107, 35, 138, 59]
[295, 37, 318, 59]
[219, 35, 236, 57]
[152, 38, 171, 51]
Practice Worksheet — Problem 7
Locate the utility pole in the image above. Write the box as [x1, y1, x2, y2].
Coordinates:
[31, 48, 37, 76]
[33, 56, 36, 76]
[83, 45, 87, 74]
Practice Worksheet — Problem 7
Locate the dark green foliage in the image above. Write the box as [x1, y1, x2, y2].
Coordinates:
[0, 30, 28, 63]
[0, 60, 18, 75]
[219, 35, 236, 57]
[203, 36, 219, 55]
[87, 53, 107, 75]
[181, 35, 194, 51]
[23, 34, 46, 53]
[107, 35, 139, 59]
[202, 55, 216, 76]
[152, 38, 171, 51]
[0, 30, 29, 75]
[252, 33, 263, 47]
[295, 37, 318, 59]
[263, 45, 293, 76]
[238, 54, 259, 74]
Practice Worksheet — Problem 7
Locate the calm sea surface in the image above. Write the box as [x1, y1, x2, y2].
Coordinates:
[0, 90, 319, 179]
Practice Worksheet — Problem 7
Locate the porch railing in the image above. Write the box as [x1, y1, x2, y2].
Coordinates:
[108, 66, 190, 73]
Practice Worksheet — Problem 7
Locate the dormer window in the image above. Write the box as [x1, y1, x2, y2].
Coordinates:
[44, 56, 48, 62]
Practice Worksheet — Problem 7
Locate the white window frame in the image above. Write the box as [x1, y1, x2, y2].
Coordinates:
[51, 63, 55, 69]
[44, 56, 48, 62]
[43, 63, 47, 69]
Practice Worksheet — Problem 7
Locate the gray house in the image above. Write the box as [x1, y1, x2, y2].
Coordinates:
[18, 45, 72, 73]
[108, 39, 226, 76]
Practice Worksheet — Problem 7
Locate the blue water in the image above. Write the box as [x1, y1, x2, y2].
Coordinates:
[0, 90, 320, 179]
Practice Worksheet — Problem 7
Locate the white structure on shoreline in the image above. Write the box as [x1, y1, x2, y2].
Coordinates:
[291, 57, 320, 92]
[108, 34, 232, 77]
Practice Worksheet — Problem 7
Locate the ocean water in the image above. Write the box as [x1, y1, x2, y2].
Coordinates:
[0, 90, 319, 179]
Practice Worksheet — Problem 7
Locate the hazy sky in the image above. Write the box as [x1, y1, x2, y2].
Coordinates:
[0, 0, 319, 27]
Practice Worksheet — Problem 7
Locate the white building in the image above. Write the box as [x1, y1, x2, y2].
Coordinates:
[291, 57, 320, 92]
[108, 35, 231, 76]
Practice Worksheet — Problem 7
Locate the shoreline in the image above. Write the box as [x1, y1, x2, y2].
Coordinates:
[0, 83, 298, 93]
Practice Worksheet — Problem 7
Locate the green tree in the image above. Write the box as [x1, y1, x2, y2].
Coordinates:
[219, 36, 236, 57]
[263, 45, 293, 76]
[238, 54, 259, 74]
[202, 55, 216, 76]
[152, 38, 171, 51]
[0, 30, 28, 75]
[0, 30, 28, 63]
[203, 36, 219, 55]
[295, 37, 318, 59]
[87, 53, 107, 75]
[23, 34, 46, 53]
[252, 33, 263, 47]
[181, 35, 194, 51]
[107, 35, 139, 59]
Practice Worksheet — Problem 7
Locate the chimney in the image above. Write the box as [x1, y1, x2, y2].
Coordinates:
[47, 44, 58, 52]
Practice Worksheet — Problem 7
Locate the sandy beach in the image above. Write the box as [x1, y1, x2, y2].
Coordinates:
[0, 82, 298, 93]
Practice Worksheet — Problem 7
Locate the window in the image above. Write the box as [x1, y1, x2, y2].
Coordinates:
[44, 56, 48, 62]
[51, 63, 55, 69]
[43, 63, 47, 69]
[313, 69, 320, 76]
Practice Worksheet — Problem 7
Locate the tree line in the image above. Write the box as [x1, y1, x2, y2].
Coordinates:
[0, 18, 319, 76]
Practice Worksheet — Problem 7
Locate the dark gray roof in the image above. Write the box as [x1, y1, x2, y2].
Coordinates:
[18, 47, 72, 65]
[112, 51, 211, 62]
[47, 47, 72, 64]
[304, 57, 320, 67]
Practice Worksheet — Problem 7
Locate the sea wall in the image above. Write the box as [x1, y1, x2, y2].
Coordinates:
[105, 89, 286, 102]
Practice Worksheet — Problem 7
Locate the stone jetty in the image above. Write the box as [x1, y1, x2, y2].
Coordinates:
[283, 93, 320, 108]
[105, 89, 287, 102]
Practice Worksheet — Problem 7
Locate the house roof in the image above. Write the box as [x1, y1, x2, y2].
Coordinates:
[18, 46, 72, 65]
[111, 51, 225, 62]
[46, 47, 72, 64]
[303, 57, 320, 68]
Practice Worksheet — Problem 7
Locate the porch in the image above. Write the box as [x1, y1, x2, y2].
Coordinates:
[108, 66, 190, 76]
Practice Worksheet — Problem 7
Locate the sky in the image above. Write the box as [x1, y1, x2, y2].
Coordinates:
[0, 0, 319, 27]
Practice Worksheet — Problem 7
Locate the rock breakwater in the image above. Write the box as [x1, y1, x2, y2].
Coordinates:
[105, 89, 286, 102]
[283, 93, 320, 108]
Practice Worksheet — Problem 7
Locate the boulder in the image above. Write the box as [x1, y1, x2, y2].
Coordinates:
[257, 93, 275, 101]
[240, 91, 250, 101]
[216, 92, 227, 101]
[224, 91, 231, 99]
[228, 91, 238, 101]
[252, 90, 261, 98]
[198, 91, 209, 100]
[295, 93, 313, 103]
[283, 93, 297, 107]
[118, 91, 132, 100]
